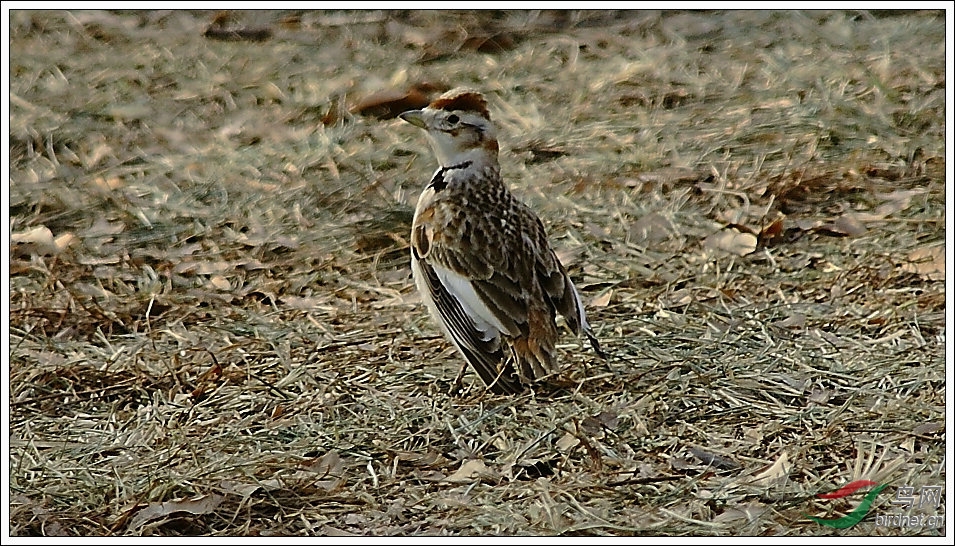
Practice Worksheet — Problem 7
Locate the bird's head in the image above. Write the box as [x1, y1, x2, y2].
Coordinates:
[400, 88, 499, 168]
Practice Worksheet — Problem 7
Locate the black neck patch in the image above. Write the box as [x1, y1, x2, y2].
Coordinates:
[429, 161, 473, 192]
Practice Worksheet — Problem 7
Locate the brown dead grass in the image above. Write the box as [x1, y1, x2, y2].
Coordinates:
[8, 9, 946, 537]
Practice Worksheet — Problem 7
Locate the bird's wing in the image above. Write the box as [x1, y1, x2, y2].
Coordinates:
[412, 191, 582, 379]
[412, 198, 542, 392]
[528, 214, 605, 358]
[412, 255, 522, 394]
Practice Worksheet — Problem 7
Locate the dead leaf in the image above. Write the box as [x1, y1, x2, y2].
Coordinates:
[302, 450, 344, 477]
[218, 480, 270, 498]
[591, 290, 613, 308]
[128, 494, 224, 532]
[703, 228, 757, 256]
[688, 446, 741, 470]
[13, 494, 68, 536]
[758, 217, 785, 247]
[444, 459, 492, 483]
[203, 11, 272, 42]
[11, 226, 75, 256]
[209, 275, 231, 291]
[556, 432, 580, 451]
[750, 452, 791, 486]
[511, 139, 568, 164]
[392, 450, 449, 468]
[713, 501, 768, 524]
[594, 410, 620, 429]
[461, 31, 521, 53]
[413, 470, 448, 482]
[900, 245, 944, 281]
[743, 426, 764, 444]
[661, 288, 693, 308]
[912, 422, 943, 436]
[807, 382, 830, 404]
[855, 189, 925, 221]
[351, 83, 447, 120]
[818, 214, 867, 237]
[580, 417, 605, 437]
[415, 27, 523, 62]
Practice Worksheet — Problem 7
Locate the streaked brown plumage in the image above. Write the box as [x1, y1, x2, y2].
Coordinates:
[400, 88, 602, 394]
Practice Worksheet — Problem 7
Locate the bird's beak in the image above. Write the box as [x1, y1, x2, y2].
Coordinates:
[399, 109, 426, 128]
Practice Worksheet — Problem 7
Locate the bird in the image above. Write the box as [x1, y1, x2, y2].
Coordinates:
[399, 87, 603, 394]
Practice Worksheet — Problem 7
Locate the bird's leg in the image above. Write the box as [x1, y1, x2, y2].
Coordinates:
[449, 361, 468, 396]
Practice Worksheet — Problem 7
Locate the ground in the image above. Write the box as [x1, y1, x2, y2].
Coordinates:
[7, 9, 947, 537]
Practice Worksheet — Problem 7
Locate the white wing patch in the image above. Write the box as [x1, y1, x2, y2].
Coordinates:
[568, 280, 591, 334]
[412, 254, 523, 394]
[431, 263, 506, 342]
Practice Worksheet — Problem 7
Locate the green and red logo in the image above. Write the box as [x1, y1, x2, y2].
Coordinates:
[807, 480, 889, 528]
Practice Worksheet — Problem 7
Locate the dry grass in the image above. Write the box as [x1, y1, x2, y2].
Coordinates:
[7, 9, 946, 536]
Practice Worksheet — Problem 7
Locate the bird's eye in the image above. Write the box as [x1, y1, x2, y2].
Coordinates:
[447, 114, 460, 124]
